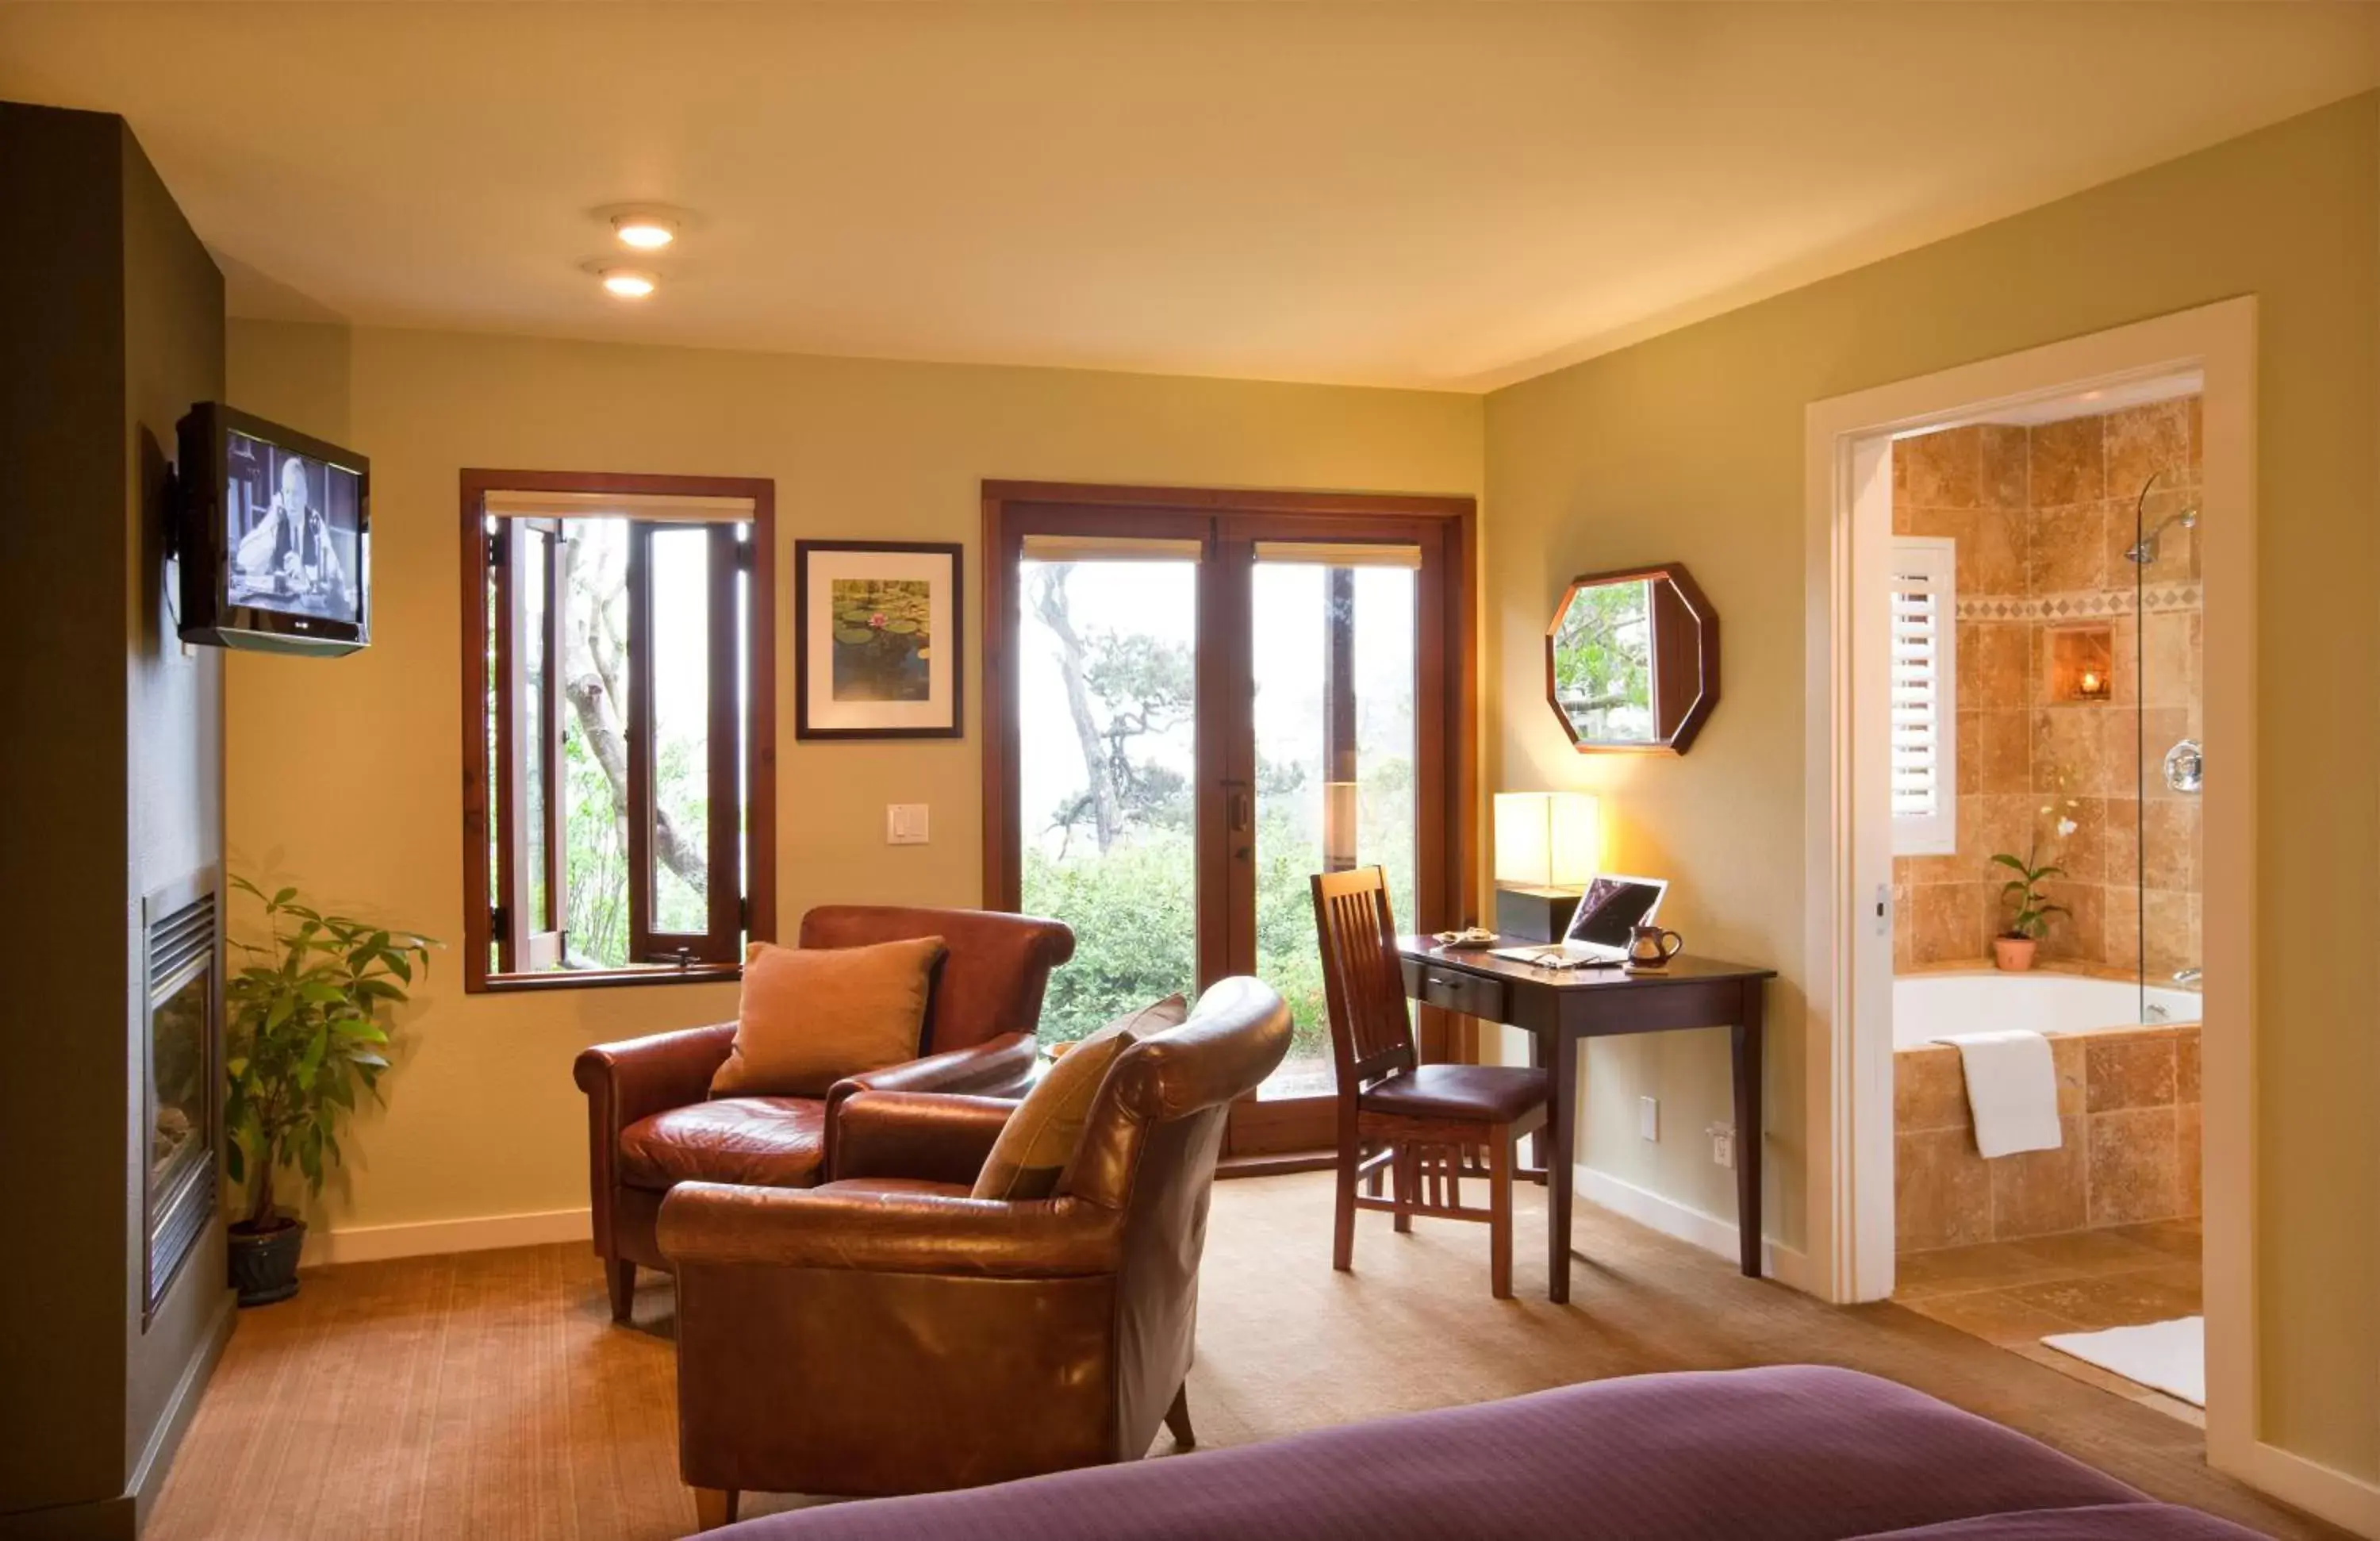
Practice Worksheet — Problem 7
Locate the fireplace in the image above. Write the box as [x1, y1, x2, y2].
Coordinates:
[144, 874, 219, 1323]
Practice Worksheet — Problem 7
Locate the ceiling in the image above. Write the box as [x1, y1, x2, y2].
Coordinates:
[3, 3, 2375, 392]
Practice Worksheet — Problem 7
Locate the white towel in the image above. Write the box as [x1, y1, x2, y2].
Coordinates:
[1933, 1029, 2063, 1159]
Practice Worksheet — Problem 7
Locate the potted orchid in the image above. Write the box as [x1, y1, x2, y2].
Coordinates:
[1989, 849, 2067, 971]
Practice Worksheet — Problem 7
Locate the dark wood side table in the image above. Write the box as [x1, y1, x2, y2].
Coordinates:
[1396, 938, 1777, 1303]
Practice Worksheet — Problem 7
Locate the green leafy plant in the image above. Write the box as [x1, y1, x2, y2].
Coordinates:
[224, 877, 438, 1231]
[1990, 849, 2069, 941]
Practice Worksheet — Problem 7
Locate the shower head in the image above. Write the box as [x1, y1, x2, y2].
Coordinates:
[2122, 471, 2200, 565]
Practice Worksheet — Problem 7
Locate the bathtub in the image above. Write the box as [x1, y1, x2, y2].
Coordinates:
[1891, 970, 2201, 1050]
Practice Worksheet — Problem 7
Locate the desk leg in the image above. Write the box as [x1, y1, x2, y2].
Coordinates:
[1527, 1032, 1548, 1174]
[1548, 1026, 1577, 1304]
[1731, 984, 1765, 1279]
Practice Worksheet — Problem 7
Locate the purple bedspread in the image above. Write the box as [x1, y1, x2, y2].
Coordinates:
[719, 1366, 2268, 1540]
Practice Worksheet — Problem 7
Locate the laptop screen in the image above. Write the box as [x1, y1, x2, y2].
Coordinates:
[1566, 877, 1666, 948]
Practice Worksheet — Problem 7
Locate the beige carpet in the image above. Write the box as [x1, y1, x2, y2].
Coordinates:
[150, 1174, 2344, 1540]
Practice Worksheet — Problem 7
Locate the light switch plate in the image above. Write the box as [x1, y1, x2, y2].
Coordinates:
[886, 804, 929, 845]
[1638, 1096, 1659, 1143]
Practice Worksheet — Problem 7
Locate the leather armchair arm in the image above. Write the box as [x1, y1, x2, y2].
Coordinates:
[829, 1091, 1015, 1185]
[658, 1181, 1123, 1278]
[573, 1021, 736, 1131]
[822, 1031, 1037, 1175]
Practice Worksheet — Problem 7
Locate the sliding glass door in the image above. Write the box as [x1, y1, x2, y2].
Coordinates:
[986, 487, 1474, 1159]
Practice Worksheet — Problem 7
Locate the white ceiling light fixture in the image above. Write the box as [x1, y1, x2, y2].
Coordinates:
[600, 267, 658, 300]
[612, 213, 678, 250]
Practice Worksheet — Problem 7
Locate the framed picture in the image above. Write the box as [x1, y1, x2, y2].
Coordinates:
[794, 540, 963, 739]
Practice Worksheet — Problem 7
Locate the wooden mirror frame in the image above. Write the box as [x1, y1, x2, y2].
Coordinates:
[1545, 560, 1718, 755]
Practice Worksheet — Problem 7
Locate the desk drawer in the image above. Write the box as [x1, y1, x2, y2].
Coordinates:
[1411, 963, 1505, 1022]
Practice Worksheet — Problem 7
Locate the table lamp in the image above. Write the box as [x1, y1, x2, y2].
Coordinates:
[1493, 791, 1601, 942]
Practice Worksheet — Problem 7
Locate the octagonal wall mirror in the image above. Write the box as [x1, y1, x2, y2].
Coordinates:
[1545, 562, 1718, 754]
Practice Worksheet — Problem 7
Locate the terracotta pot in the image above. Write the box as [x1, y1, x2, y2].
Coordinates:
[1993, 936, 2037, 972]
[228, 1216, 306, 1307]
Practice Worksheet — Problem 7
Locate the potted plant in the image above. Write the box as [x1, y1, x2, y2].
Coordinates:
[223, 877, 437, 1305]
[1989, 850, 2067, 971]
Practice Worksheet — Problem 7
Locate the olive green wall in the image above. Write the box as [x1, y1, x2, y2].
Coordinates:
[1484, 92, 2378, 1480]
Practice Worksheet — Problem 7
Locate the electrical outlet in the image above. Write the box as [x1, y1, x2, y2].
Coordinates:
[1707, 1123, 1735, 1170]
[885, 804, 929, 845]
[1638, 1096, 1659, 1142]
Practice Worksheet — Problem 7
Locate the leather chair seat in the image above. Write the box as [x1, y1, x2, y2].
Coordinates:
[619, 1097, 827, 1192]
[1359, 1063, 1549, 1123]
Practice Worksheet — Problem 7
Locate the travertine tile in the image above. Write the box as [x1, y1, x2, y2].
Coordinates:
[2087, 1106, 2180, 1225]
[1981, 425, 2030, 512]
[1914, 884, 1987, 966]
[1896, 1047, 1971, 1133]
[1898, 1128, 1992, 1252]
[2010, 1228, 2166, 1275]
[2028, 503, 2107, 594]
[2109, 1218, 2202, 1263]
[1904, 425, 1984, 509]
[2034, 707, 2108, 797]
[2175, 1030, 2200, 1102]
[2141, 800, 2199, 892]
[2037, 796, 2106, 885]
[2177, 1101, 2202, 1217]
[2140, 609, 2201, 709]
[1972, 710, 2032, 795]
[2030, 416, 2106, 508]
[2104, 399, 2194, 501]
[2134, 706, 2193, 801]
[1893, 1238, 2069, 1293]
[1989, 1116, 2088, 1239]
[1906, 1291, 2079, 1348]
[1960, 622, 2032, 711]
[2049, 1035, 2087, 1117]
[2111, 488, 2202, 586]
[2086, 1032, 2178, 1112]
[2102, 797, 2140, 887]
[2036, 879, 2102, 964]
[2142, 890, 2198, 979]
[2003, 1267, 2199, 1331]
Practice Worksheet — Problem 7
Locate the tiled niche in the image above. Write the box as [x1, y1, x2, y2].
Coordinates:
[1890, 398, 2204, 976]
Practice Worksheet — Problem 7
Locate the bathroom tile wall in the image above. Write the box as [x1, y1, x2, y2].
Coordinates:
[1895, 1024, 2202, 1252]
[1891, 398, 2204, 976]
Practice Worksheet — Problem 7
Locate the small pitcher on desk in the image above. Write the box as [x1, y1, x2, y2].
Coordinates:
[1626, 924, 1684, 970]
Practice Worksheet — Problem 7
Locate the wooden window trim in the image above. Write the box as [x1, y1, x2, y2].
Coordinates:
[978, 480, 1480, 1068]
[461, 469, 777, 994]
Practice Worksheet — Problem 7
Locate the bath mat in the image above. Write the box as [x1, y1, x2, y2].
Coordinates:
[2041, 1316, 2204, 1405]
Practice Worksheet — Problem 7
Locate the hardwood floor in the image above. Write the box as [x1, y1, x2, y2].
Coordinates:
[1895, 1220, 2206, 1424]
[152, 1175, 2340, 1540]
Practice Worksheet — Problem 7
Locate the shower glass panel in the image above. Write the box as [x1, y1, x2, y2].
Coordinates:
[2128, 455, 2205, 1026]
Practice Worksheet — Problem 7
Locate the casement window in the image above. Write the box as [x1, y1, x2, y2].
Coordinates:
[1890, 536, 1956, 857]
[460, 473, 777, 992]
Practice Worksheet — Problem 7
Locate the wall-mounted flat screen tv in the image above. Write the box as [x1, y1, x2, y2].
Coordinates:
[175, 403, 370, 655]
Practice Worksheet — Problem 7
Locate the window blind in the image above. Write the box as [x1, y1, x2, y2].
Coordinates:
[1890, 537, 1956, 857]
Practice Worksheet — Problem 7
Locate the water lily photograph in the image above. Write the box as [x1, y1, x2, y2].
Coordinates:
[795, 540, 963, 739]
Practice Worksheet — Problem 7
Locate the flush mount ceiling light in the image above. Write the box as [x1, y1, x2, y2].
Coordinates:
[600, 267, 658, 299]
[612, 213, 678, 250]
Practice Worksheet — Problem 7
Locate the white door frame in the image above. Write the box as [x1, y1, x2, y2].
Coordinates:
[1801, 299, 2257, 1474]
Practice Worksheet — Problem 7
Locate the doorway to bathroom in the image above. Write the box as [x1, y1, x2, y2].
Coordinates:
[1801, 301, 2254, 1474]
[1881, 386, 2206, 1424]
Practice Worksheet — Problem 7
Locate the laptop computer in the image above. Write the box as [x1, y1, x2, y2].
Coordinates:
[1491, 874, 1670, 967]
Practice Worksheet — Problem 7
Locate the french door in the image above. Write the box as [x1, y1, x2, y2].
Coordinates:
[983, 483, 1476, 1158]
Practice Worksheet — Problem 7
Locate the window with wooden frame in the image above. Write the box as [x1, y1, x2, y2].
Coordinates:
[460, 471, 777, 993]
[1889, 535, 1956, 857]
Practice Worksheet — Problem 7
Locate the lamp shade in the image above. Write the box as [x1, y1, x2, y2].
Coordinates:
[1493, 791, 1602, 889]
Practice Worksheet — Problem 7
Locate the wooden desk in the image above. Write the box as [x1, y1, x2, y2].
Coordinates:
[1396, 938, 1776, 1303]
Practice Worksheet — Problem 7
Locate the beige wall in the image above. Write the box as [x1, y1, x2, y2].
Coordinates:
[1485, 94, 2377, 1476]
[224, 319, 1481, 1241]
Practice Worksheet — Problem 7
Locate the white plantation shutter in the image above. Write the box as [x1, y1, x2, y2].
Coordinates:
[1891, 537, 1956, 856]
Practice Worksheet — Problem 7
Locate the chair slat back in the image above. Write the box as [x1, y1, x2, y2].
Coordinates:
[1310, 867, 1417, 1093]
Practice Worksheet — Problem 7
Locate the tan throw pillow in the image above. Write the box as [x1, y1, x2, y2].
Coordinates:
[710, 936, 946, 1098]
[972, 994, 1189, 1201]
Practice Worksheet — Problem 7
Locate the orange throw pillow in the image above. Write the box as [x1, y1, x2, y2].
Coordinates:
[710, 936, 946, 1098]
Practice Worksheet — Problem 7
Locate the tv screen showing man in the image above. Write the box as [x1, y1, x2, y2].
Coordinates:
[225, 432, 361, 623]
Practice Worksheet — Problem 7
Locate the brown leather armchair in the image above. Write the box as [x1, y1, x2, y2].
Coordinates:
[655, 976, 1290, 1525]
[572, 905, 1074, 1323]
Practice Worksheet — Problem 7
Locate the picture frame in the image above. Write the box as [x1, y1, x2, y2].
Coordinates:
[794, 540, 964, 740]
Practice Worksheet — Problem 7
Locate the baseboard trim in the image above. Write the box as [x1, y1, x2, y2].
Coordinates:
[301, 1206, 593, 1266]
[1576, 1164, 1811, 1293]
[2246, 1440, 2380, 1538]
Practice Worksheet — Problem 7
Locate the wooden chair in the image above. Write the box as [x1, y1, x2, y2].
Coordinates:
[1310, 867, 1551, 1299]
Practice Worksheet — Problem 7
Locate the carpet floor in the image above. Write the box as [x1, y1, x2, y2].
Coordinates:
[150, 1174, 2344, 1540]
